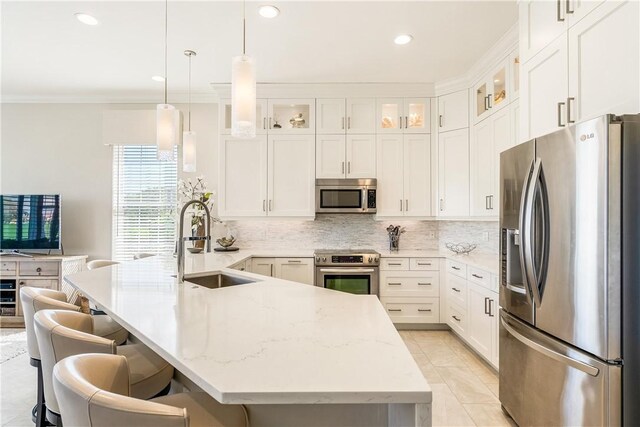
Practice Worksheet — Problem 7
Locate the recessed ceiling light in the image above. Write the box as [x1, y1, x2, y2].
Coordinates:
[74, 13, 99, 26]
[394, 34, 413, 45]
[259, 5, 280, 18]
[152, 76, 165, 82]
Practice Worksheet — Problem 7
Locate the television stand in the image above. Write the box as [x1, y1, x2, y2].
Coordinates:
[0, 250, 34, 258]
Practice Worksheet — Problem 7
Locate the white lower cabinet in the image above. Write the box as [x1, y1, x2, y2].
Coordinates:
[250, 258, 275, 277]
[444, 262, 499, 369]
[437, 128, 469, 217]
[380, 257, 442, 324]
[274, 258, 314, 285]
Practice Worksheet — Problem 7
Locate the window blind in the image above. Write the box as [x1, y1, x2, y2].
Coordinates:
[112, 145, 177, 261]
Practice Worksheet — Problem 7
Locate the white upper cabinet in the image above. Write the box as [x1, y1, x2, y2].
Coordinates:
[567, 0, 639, 123]
[376, 135, 404, 216]
[346, 98, 376, 134]
[316, 134, 375, 179]
[470, 118, 494, 217]
[346, 135, 376, 178]
[267, 99, 315, 134]
[316, 135, 347, 178]
[267, 135, 315, 217]
[437, 90, 469, 133]
[377, 98, 431, 134]
[316, 99, 346, 134]
[510, 51, 521, 101]
[566, 0, 605, 26]
[218, 136, 268, 217]
[437, 129, 469, 217]
[521, 33, 568, 140]
[519, 0, 567, 63]
[220, 99, 268, 135]
[403, 134, 432, 217]
[473, 59, 510, 124]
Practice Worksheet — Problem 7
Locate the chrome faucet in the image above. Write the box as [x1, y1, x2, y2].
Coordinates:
[177, 200, 212, 283]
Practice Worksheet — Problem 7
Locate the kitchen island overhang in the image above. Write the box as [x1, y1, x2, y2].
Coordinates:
[64, 253, 432, 427]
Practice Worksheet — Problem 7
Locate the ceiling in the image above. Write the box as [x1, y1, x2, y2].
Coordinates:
[2, 1, 518, 101]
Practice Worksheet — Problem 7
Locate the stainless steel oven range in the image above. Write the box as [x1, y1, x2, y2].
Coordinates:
[314, 249, 380, 296]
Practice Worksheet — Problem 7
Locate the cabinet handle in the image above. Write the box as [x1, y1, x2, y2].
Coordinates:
[567, 97, 575, 124]
[263, 200, 266, 212]
[263, 117, 267, 129]
[287, 260, 302, 263]
[489, 299, 495, 317]
[452, 315, 461, 322]
[269, 117, 273, 129]
[417, 262, 431, 266]
[417, 282, 431, 286]
[418, 309, 432, 312]
[405, 116, 408, 129]
[348, 162, 351, 174]
[557, 0, 565, 21]
[388, 308, 402, 312]
[451, 287, 461, 292]
[439, 198, 444, 211]
[269, 200, 272, 211]
[405, 199, 409, 211]
[484, 96, 489, 111]
[566, 0, 574, 14]
[485, 195, 490, 210]
[490, 195, 494, 210]
[348, 117, 351, 129]
[388, 282, 402, 286]
[439, 114, 443, 128]
[484, 297, 490, 314]
[487, 94, 493, 108]
[388, 263, 402, 266]
[400, 199, 403, 211]
[472, 273, 484, 279]
[342, 162, 345, 174]
[557, 102, 566, 127]
[399, 116, 403, 129]
[342, 117, 345, 130]
[270, 264, 273, 276]
[451, 266, 461, 271]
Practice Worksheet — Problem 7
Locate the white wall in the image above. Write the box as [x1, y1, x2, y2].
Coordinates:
[0, 103, 219, 259]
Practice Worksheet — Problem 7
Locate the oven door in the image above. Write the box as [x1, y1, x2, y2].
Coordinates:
[315, 186, 367, 213]
[315, 267, 379, 295]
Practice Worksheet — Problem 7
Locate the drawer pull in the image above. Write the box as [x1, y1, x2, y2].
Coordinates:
[418, 309, 432, 312]
[451, 266, 461, 271]
[388, 309, 402, 312]
[388, 263, 402, 266]
[451, 287, 461, 292]
[472, 273, 484, 279]
[287, 260, 302, 263]
[452, 315, 461, 322]
[388, 282, 402, 286]
[417, 282, 431, 286]
[417, 262, 432, 266]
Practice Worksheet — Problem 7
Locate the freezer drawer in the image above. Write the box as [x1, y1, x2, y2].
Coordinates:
[499, 310, 620, 426]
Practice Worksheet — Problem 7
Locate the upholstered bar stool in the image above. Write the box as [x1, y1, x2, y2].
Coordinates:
[53, 354, 248, 427]
[19, 287, 128, 427]
[34, 310, 174, 426]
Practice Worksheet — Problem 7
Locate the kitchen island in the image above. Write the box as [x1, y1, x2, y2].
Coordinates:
[65, 252, 432, 427]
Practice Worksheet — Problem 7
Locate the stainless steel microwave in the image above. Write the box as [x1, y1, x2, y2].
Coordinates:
[315, 179, 377, 214]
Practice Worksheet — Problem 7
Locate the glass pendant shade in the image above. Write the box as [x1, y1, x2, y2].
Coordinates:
[182, 130, 197, 172]
[156, 103, 177, 161]
[231, 55, 256, 138]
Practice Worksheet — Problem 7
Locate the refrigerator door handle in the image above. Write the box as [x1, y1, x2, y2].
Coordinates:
[501, 315, 599, 377]
[523, 157, 543, 306]
[518, 159, 536, 303]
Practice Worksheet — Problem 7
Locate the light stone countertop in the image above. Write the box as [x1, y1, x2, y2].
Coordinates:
[65, 252, 432, 406]
[376, 249, 499, 275]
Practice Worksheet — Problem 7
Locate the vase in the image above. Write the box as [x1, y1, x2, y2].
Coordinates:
[389, 235, 400, 252]
[193, 221, 206, 249]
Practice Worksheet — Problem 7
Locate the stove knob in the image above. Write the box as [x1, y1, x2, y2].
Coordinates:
[368, 256, 373, 262]
[322, 257, 327, 262]
[315, 257, 320, 263]
[374, 257, 379, 262]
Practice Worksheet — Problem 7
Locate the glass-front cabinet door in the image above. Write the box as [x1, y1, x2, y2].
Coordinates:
[510, 50, 520, 100]
[474, 58, 510, 123]
[474, 81, 490, 123]
[267, 98, 315, 134]
[491, 61, 509, 112]
[220, 98, 268, 135]
[376, 98, 403, 133]
[403, 98, 431, 133]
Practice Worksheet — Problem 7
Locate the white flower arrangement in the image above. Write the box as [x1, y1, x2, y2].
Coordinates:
[177, 176, 221, 231]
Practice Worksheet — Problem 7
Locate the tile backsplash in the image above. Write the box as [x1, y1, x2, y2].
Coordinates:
[217, 215, 499, 254]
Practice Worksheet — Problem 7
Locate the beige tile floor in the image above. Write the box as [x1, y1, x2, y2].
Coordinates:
[0, 328, 515, 427]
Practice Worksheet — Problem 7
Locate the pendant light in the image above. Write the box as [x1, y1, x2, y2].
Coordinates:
[157, 0, 177, 161]
[182, 50, 197, 172]
[231, 0, 256, 139]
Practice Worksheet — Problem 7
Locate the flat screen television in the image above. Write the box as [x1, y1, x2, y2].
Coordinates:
[0, 195, 61, 250]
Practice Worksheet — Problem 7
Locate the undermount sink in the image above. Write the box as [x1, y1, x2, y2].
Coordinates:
[184, 273, 257, 289]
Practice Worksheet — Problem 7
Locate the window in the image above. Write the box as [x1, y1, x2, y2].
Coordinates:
[112, 146, 177, 261]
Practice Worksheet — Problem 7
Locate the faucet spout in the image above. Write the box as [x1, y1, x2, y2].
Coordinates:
[177, 200, 212, 283]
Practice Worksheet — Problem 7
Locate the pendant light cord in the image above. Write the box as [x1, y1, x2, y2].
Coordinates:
[164, 0, 168, 104]
[188, 53, 192, 131]
[242, 0, 246, 55]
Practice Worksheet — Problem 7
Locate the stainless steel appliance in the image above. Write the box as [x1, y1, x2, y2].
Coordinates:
[314, 249, 380, 295]
[499, 114, 640, 426]
[315, 179, 377, 214]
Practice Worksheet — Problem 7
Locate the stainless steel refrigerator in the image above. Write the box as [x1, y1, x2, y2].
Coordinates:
[499, 114, 640, 426]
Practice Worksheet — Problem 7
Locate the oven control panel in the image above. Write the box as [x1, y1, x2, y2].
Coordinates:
[314, 252, 380, 266]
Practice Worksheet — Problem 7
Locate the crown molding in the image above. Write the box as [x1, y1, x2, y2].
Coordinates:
[1, 91, 218, 104]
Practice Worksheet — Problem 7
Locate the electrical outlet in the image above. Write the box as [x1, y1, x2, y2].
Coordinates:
[482, 232, 490, 241]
